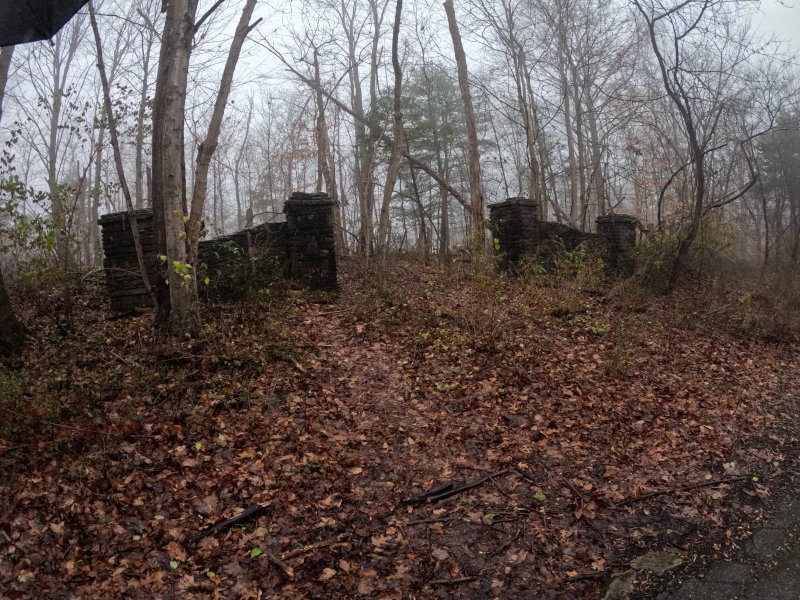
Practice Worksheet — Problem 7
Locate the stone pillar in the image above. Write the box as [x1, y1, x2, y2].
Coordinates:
[596, 214, 638, 274]
[284, 192, 338, 291]
[98, 209, 157, 313]
[488, 197, 540, 268]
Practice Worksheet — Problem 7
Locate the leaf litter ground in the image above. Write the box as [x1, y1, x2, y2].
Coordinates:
[1, 262, 799, 599]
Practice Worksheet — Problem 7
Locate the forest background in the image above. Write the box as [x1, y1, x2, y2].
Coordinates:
[1, 0, 800, 598]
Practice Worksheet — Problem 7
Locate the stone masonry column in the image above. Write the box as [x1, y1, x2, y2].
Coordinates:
[284, 192, 338, 291]
[488, 197, 540, 269]
[98, 209, 157, 313]
[596, 214, 638, 274]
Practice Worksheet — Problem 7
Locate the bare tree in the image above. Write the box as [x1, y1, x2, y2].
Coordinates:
[469, 0, 548, 217]
[187, 0, 259, 291]
[311, 42, 345, 252]
[443, 0, 485, 246]
[10, 16, 90, 268]
[132, 0, 163, 210]
[633, 0, 781, 287]
[151, 0, 199, 330]
[89, 1, 156, 308]
[232, 95, 254, 228]
[376, 0, 404, 287]
[89, 0, 136, 263]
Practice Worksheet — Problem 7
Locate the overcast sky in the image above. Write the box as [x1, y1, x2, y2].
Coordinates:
[755, 0, 800, 52]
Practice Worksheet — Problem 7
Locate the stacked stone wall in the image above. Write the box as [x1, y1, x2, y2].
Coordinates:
[197, 221, 289, 300]
[99, 193, 338, 314]
[98, 210, 158, 313]
[489, 197, 637, 273]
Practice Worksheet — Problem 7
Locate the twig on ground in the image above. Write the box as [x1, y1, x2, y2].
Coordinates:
[405, 516, 463, 526]
[267, 553, 294, 579]
[563, 476, 585, 501]
[280, 534, 350, 560]
[489, 475, 513, 499]
[426, 468, 513, 503]
[618, 476, 749, 506]
[429, 576, 476, 586]
[186, 503, 267, 544]
[513, 466, 538, 483]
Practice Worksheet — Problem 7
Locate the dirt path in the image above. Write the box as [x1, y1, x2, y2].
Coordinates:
[292, 300, 579, 599]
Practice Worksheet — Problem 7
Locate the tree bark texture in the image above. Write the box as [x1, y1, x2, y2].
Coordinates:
[376, 0, 404, 288]
[443, 0, 485, 247]
[151, 0, 199, 331]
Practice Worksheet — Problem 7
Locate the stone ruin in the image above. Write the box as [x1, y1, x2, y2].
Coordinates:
[99, 192, 338, 314]
[489, 197, 638, 274]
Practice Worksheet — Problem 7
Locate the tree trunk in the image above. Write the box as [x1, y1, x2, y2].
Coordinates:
[0, 45, 25, 355]
[0, 45, 12, 124]
[233, 96, 253, 229]
[558, 43, 579, 227]
[216, 160, 225, 234]
[312, 46, 344, 254]
[500, 1, 542, 211]
[89, 1, 156, 308]
[151, 0, 199, 331]
[49, 37, 68, 269]
[407, 152, 429, 260]
[376, 0, 404, 289]
[135, 35, 153, 209]
[522, 54, 547, 220]
[91, 114, 106, 260]
[341, 3, 372, 257]
[586, 89, 605, 222]
[188, 0, 258, 293]
[571, 67, 588, 230]
[363, 0, 387, 260]
[443, 0, 484, 248]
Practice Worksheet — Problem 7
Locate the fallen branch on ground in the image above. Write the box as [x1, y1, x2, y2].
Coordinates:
[406, 469, 513, 506]
[618, 476, 749, 506]
[280, 534, 351, 560]
[430, 576, 476, 586]
[186, 503, 267, 544]
[404, 481, 455, 507]
[427, 468, 513, 503]
[267, 553, 294, 579]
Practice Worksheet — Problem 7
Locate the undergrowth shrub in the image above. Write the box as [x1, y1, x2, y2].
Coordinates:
[453, 259, 514, 344]
[517, 243, 607, 315]
[199, 242, 287, 303]
[0, 370, 27, 440]
[717, 275, 800, 341]
[632, 231, 680, 288]
[634, 219, 738, 290]
[552, 242, 606, 290]
[604, 323, 636, 378]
